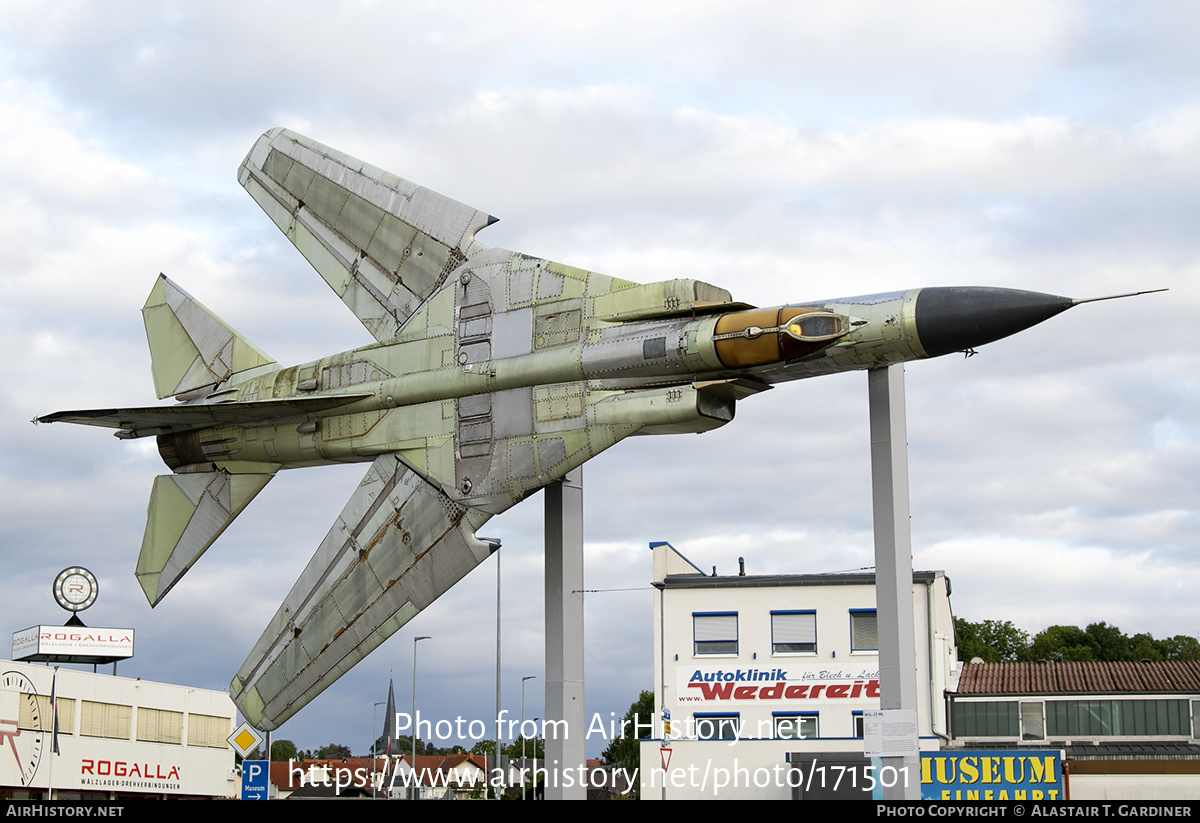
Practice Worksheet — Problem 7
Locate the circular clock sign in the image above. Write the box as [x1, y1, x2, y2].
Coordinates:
[53, 566, 98, 612]
[1, 670, 44, 786]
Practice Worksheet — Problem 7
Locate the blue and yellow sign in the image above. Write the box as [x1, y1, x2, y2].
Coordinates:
[921, 750, 1064, 801]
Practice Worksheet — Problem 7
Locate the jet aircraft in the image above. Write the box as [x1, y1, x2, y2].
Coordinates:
[37, 128, 1159, 731]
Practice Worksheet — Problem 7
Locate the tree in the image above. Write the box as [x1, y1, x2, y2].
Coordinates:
[1130, 633, 1166, 661]
[1026, 625, 1099, 662]
[955, 618, 1029, 663]
[1162, 635, 1200, 661]
[271, 739, 298, 761]
[601, 689, 653, 799]
[1085, 622, 1133, 661]
[370, 733, 458, 757]
[958, 617, 1200, 666]
[503, 735, 545, 760]
[315, 743, 352, 760]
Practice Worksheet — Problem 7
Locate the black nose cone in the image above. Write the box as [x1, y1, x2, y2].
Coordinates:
[914, 287, 1074, 358]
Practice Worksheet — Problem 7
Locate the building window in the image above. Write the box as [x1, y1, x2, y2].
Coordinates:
[1021, 702, 1045, 740]
[693, 612, 737, 655]
[850, 610, 877, 652]
[953, 701, 1018, 737]
[1044, 699, 1191, 737]
[853, 712, 864, 739]
[188, 714, 232, 748]
[19, 695, 74, 735]
[695, 714, 740, 741]
[774, 713, 818, 740]
[137, 708, 183, 744]
[771, 611, 816, 654]
[80, 701, 131, 740]
[16, 694, 44, 733]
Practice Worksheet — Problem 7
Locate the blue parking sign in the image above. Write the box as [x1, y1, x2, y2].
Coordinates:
[242, 760, 269, 800]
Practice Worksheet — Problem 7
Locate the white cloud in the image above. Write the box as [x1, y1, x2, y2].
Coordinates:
[921, 537, 1200, 639]
[0, 2, 1197, 755]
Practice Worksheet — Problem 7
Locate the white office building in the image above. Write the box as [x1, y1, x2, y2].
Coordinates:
[1, 659, 237, 799]
[638, 542, 957, 800]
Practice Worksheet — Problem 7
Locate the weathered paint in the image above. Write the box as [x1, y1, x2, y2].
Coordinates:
[38, 128, 1104, 731]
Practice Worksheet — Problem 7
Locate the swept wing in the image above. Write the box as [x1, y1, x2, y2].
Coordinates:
[238, 128, 497, 341]
[231, 455, 493, 730]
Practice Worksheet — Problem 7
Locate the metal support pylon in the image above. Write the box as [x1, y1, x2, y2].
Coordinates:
[544, 467, 586, 799]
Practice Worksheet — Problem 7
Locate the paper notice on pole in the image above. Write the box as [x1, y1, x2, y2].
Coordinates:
[863, 709, 919, 757]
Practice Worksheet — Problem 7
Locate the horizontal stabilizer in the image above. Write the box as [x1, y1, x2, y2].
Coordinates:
[36, 394, 373, 439]
[143, 274, 276, 399]
[138, 467, 276, 606]
[230, 455, 492, 731]
[238, 128, 497, 342]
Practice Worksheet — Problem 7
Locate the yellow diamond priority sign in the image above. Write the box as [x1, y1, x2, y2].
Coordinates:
[229, 722, 265, 758]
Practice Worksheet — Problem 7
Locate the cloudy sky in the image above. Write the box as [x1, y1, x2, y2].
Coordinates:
[1, 1, 1197, 757]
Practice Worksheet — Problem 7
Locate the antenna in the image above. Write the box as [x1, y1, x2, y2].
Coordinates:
[1072, 288, 1168, 305]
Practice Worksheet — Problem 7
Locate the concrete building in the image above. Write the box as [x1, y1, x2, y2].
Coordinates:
[1, 658, 237, 799]
[638, 543, 957, 800]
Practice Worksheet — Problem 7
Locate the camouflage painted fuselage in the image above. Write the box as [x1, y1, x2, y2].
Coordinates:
[158, 269, 940, 517]
[38, 128, 1087, 731]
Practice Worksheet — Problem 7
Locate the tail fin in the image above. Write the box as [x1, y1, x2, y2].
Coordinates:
[137, 466, 276, 606]
[142, 274, 276, 399]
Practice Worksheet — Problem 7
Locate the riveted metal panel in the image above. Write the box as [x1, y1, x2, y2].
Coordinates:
[535, 385, 584, 422]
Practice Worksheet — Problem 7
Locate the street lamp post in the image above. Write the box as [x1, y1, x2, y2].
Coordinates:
[521, 675, 536, 800]
[372, 700, 385, 799]
[412, 635, 431, 800]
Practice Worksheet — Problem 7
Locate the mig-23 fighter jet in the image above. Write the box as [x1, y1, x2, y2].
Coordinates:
[37, 128, 1157, 730]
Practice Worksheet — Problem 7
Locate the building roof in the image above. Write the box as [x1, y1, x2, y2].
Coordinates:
[956, 660, 1200, 695]
[963, 740, 1200, 762]
[661, 569, 946, 590]
[270, 757, 388, 791]
[406, 752, 490, 778]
